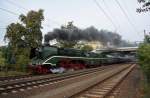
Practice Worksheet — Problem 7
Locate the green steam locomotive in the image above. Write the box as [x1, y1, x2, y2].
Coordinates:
[29, 45, 124, 74]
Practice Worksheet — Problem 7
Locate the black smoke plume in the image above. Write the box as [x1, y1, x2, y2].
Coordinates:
[44, 26, 134, 47]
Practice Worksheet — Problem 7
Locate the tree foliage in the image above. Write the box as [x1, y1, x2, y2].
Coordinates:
[138, 34, 150, 83]
[4, 9, 44, 71]
[19, 9, 44, 48]
[45, 21, 79, 48]
[0, 51, 5, 67]
[138, 43, 150, 82]
[137, 0, 150, 13]
[80, 45, 93, 51]
[58, 40, 78, 48]
[59, 22, 78, 48]
[0, 46, 12, 66]
[144, 34, 150, 43]
[5, 23, 26, 54]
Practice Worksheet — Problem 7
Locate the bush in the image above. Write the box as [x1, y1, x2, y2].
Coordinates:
[15, 48, 30, 72]
[138, 44, 150, 83]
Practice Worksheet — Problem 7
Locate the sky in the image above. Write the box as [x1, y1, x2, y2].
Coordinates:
[0, 0, 150, 46]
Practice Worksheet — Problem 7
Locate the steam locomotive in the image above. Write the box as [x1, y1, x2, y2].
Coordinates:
[29, 45, 128, 74]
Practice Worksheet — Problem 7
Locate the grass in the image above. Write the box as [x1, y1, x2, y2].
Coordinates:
[0, 71, 29, 77]
[141, 83, 150, 98]
[140, 73, 150, 98]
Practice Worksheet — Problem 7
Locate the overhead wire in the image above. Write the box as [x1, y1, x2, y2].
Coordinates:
[0, 7, 19, 16]
[0, 7, 19, 29]
[102, 0, 120, 32]
[114, 0, 138, 32]
[5, 0, 28, 11]
[93, 0, 118, 30]
[3, 0, 61, 27]
[0, 8, 19, 30]
[121, 0, 138, 29]
[121, 1, 135, 19]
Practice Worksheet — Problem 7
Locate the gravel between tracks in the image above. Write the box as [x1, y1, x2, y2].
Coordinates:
[107, 65, 142, 98]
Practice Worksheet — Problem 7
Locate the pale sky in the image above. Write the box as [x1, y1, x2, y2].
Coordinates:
[0, 0, 150, 46]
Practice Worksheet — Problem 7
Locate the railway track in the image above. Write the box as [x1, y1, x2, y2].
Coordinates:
[0, 64, 119, 96]
[0, 66, 109, 83]
[0, 75, 33, 82]
[0, 63, 134, 98]
[71, 64, 135, 98]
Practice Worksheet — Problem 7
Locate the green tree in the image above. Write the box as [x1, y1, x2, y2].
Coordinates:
[58, 40, 78, 48]
[4, 9, 44, 71]
[138, 43, 150, 82]
[19, 9, 44, 48]
[0, 51, 5, 68]
[58, 22, 78, 48]
[80, 45, 93, 51]
[144, 34, 150, 43]
[138, 34, 150, 83]
[0, 46, 10, 71]
[137, 0, 150, 13]
[5, 23, 26, 54]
